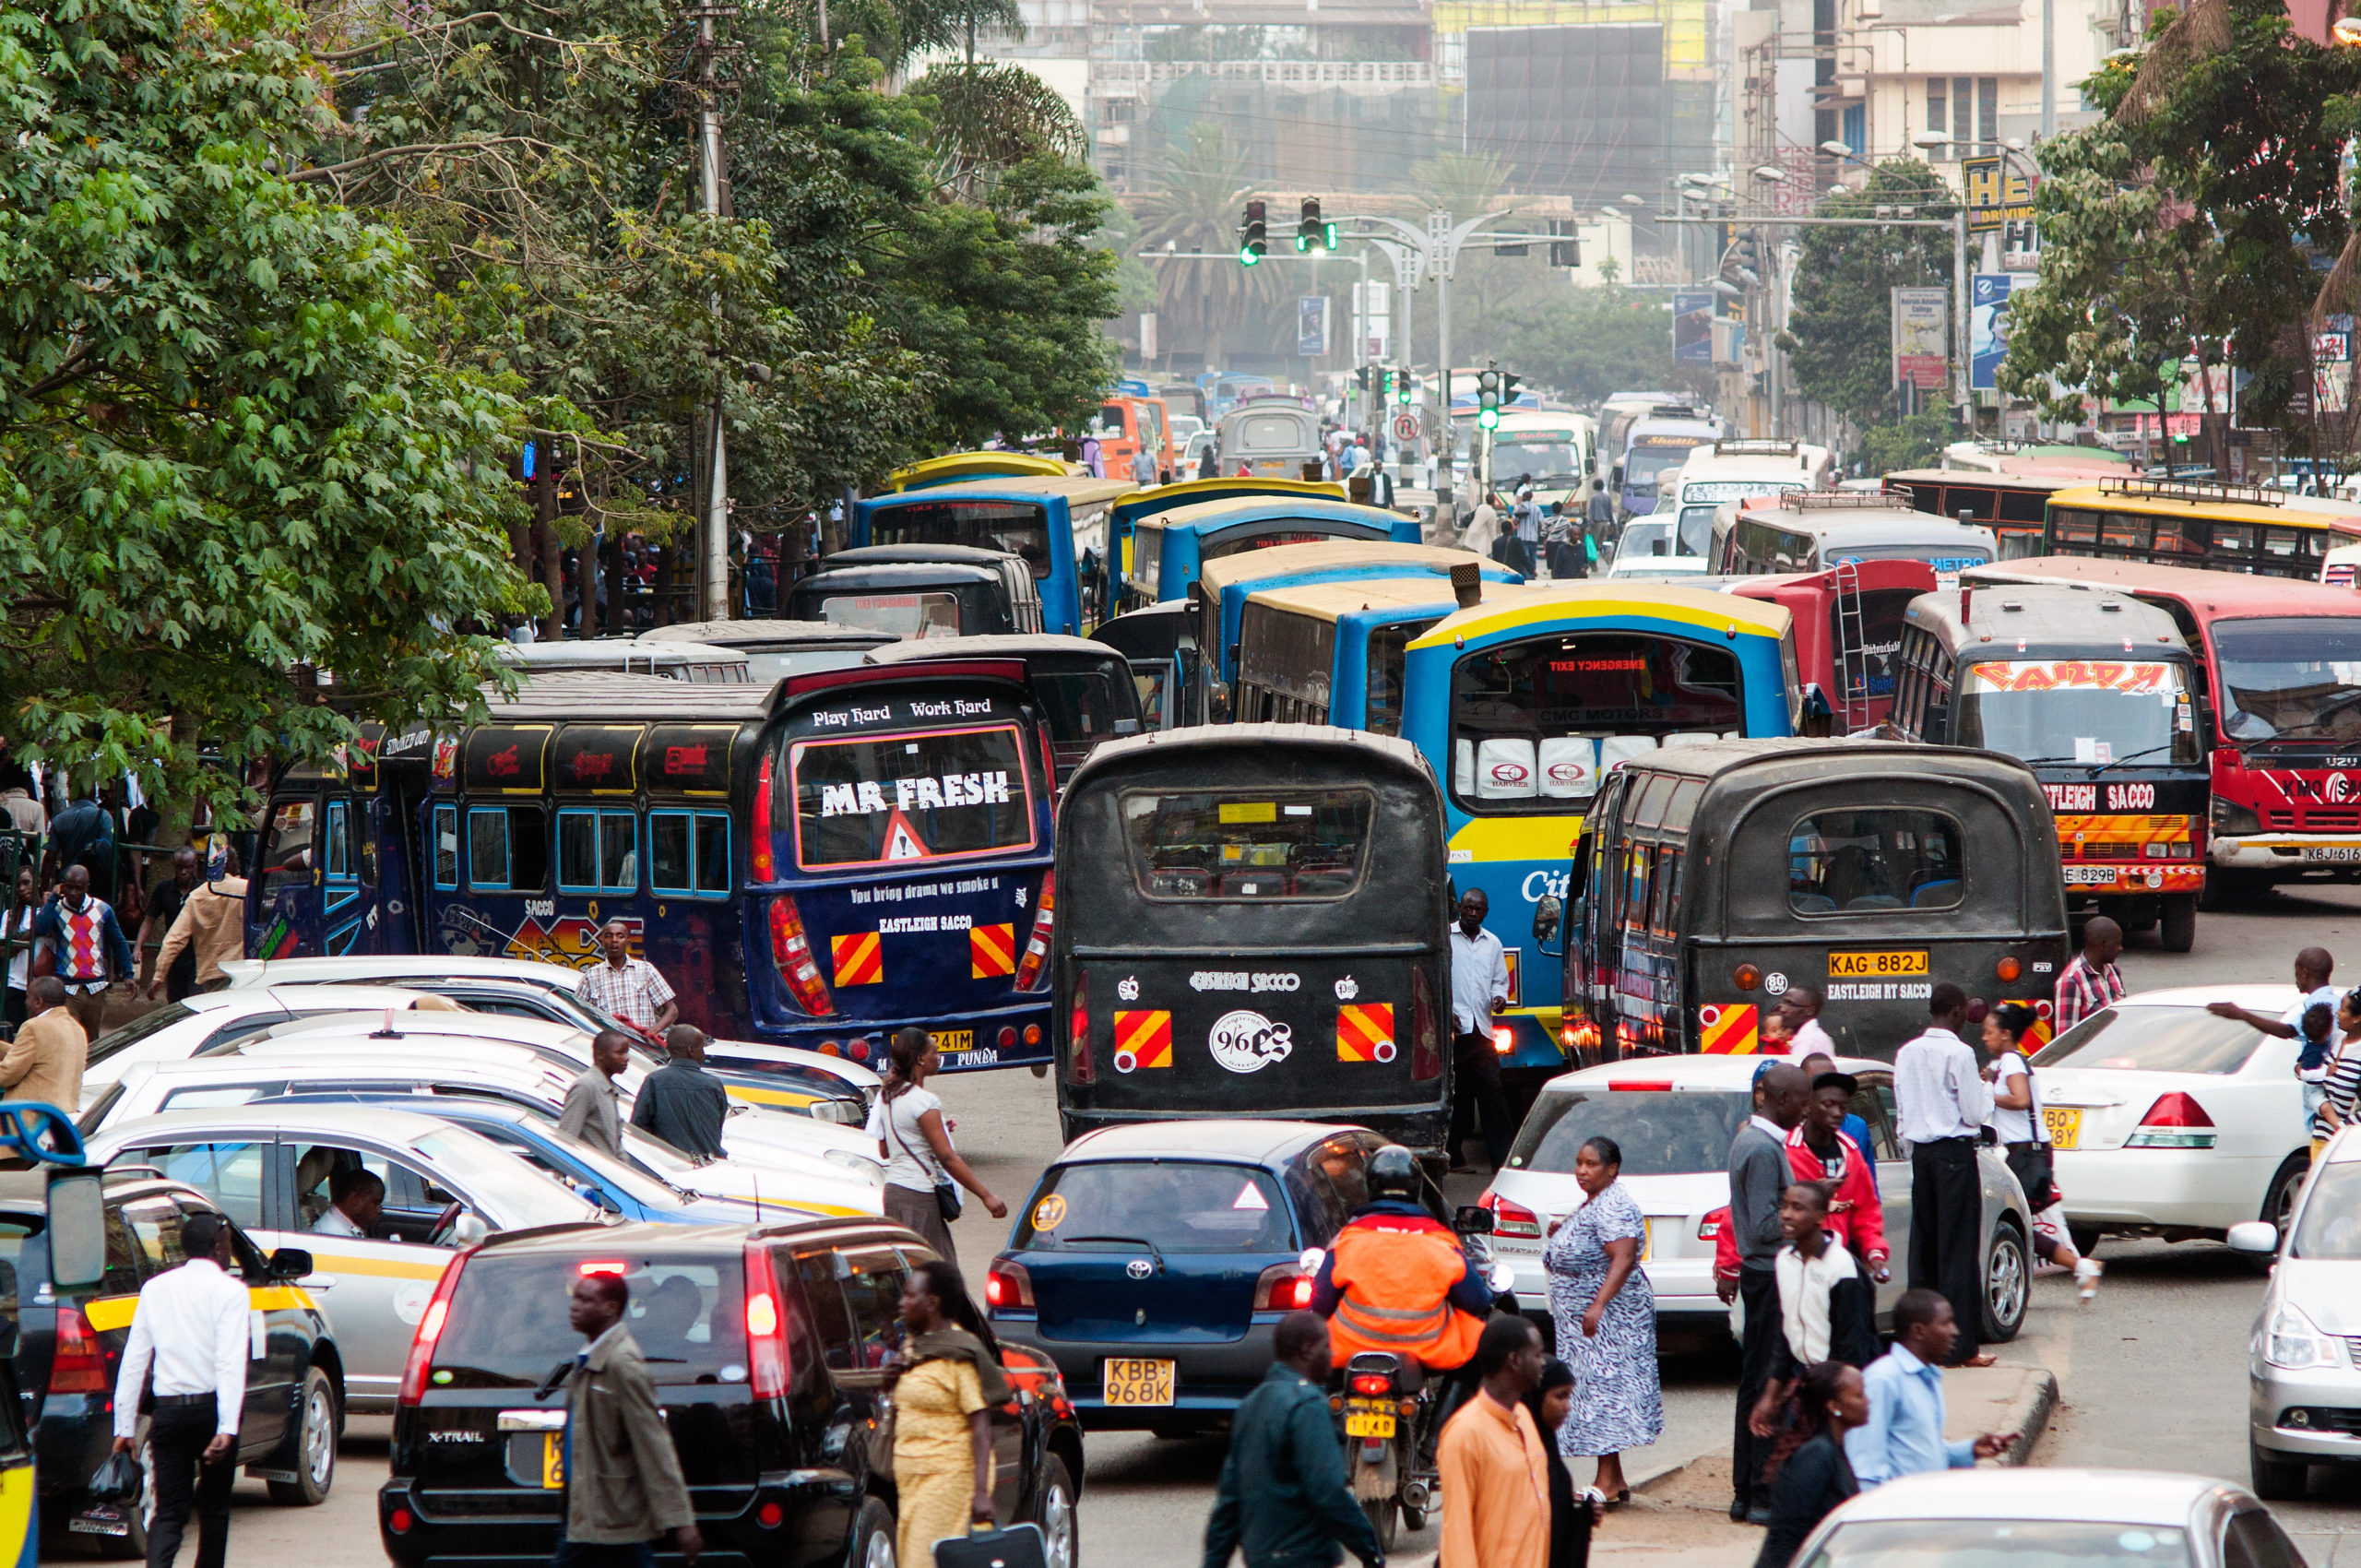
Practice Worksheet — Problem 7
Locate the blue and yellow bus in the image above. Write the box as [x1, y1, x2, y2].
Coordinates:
[246, 666, 1062, 1072]
[1233, 576, 1493, 733]
[1100, 477, 1344, 620]
[1398, 586, 1800, 1076]
[1121, 495, 1422, 615]
[849, 475, 1131, 635]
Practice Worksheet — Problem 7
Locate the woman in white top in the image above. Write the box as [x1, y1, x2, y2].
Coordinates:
[1983, 1002, 2100, 1301]
[866, 1027, 1006, 1265]
[2311, 990, 2361, 1157]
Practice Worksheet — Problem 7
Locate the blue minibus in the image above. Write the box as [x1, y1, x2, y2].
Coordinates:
[850, 475, 1130, 635]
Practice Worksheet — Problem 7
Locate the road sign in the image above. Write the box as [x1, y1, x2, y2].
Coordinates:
[1393, 411, 1422, 442]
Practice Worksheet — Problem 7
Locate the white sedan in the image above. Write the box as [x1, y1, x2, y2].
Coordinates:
[2032, 984, 2311, 1250]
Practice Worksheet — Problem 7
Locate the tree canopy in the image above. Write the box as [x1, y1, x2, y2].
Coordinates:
[1776, 161, 1957, 426]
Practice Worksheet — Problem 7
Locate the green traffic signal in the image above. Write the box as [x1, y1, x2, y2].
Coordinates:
[1478, 407, 1500, 430]
[1240, 245, 1260, 267]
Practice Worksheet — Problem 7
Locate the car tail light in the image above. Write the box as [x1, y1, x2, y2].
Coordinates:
[1478, 1190, 1543, 1241]
[2034, 999, 2052, 1019]
[1996, 956, 2022, 982]
[576, 1260, 628, 1277]
[1068, 973, 1093, 1084]
[50, 1306, 107, 1394]
[2126, 1091, 2218, 1148]
[1611, 1080, 1673, 1092]
[1252, 1262, 1315, 1311]
[986, 1259, 1036, 1311]
[743, 1242, 791, 1399]
[1013, 872, 1056, 992]
[1733, 964, 1762, 991]
[1697, 1214, 1723, 1241]
[1350, 1372, 1393, 1396]
[757, 1501, 786, 1529]
[751, 753, 777, 880]
[398, 1250, 474, 1406]
[767, 895, 836, 1017]
[388, 1508, 414, 1535]
[1411, 968, 1442, 1081]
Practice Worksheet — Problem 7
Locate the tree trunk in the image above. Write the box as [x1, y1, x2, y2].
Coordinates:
[536, 466, 564, 641]
[576, 518, 601, 641]
[653, 539, 677, 627]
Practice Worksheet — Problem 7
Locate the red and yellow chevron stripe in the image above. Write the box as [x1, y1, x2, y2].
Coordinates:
[1698, 1003, 1759, 1055]
[1336, 1003, 1398, 1064]
[970, 923, 1016, 979]
[1113, 1010, 1172, 1073]
[829, 931, 883, 986]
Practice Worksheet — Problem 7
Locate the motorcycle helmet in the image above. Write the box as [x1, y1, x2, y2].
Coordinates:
[1365, 1144, 1419, 1204]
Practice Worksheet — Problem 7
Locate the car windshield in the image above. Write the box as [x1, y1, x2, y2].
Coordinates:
[1013, 1162, 1296, 1253]
[2031, 1006, 2264, 1075]
[1507, 1088, 1750, 1176]
[2294, 1158, 2361, 1256]
[1958, 659, 2201, 767]
[1803, 1519, 2189, 1568]
[87, 1004, 197, 1068]
[410, 1130, 605, 1230]
[2210, 616, 2361, 743]
[430, 1252, 747, 1389]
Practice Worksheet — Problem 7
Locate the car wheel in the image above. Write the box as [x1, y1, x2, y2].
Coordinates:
[1034, 1455, 1077, 1568]
[267, 1367, 338, 1505]
[2248, 1157, 2311, 1276]
[849, 1495, 896, 1568]
[1980, 1223, 2028, 1344]
[2249, 1440, 2308, 1501]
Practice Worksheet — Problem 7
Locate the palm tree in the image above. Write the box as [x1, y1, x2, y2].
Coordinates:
[1130, 122, 1281, 368]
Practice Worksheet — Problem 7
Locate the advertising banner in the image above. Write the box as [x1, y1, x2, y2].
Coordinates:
[1296, 295, 1330, 358]
[1969, 272, 2036, 391]
[1673, 291, 1714, 363]
[1892, 286, 1950, 389]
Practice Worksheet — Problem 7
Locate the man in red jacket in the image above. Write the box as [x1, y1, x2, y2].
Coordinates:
[1785, 1071, 1889, 1280]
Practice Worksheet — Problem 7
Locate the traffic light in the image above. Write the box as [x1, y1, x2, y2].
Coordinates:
[1477, 368, 1502, 430]
[1501, 372, 1522, 410]
[1548, 219, 1580, 268]
[1240, 199, 1266, 267]
[1297, 197, 1322, 253]
[1394, 367, 1413, 406]
[1356, 367, 1371, 391]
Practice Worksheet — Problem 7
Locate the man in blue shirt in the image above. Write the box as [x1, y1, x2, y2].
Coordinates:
[1848, 1289, 2013, 1488]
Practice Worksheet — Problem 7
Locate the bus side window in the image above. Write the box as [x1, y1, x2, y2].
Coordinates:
[1650, 846, 1680, 938]
[1924, 659, 1952, 737]
[469, 805, 548, 893]
[433, 804, 459, 891]
[1622, 844, 1652, 935]
[651, 812, 732, 898]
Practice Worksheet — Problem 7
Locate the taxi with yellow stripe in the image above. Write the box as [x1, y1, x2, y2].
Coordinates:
[0, 1167, 342, 1552]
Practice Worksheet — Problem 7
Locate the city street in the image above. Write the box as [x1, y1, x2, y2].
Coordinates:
[125, 878, 2361, 1567]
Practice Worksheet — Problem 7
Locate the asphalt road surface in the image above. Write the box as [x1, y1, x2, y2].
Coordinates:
[72, 876, 2361, 1565]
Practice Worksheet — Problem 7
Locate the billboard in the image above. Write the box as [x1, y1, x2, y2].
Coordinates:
[1673, 291, 1714, 363]
[1969, 272, 2036, 392]
[1297, 295, 1331, 358]
[1892, 287, 1949, 389]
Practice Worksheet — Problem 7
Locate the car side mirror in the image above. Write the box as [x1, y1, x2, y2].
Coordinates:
[1532, 894, 1562, 950]
[267, 1247, 314, 1280]
[453, 1213, 490, 1247]
[45, 1170, 105, 1293]
[1453, 1205, 1496, 1236]
[2226, 1220, 2278, 1254]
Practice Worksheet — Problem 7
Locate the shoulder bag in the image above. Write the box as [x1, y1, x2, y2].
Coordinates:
[886, 1095, 963, 1224]
[1999, 1052, 2058, 1211]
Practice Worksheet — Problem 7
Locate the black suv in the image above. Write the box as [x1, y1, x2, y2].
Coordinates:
[0, 1168, 341, 1555]
[380, 1218, 1085, 1567]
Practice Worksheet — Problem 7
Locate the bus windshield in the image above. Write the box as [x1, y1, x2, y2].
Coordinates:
[2211, 616, 2361, 744]
[1957, 659, 2201, 767]
[869, 501, 1052, 578]
[1493, 438, 1583, 484]
[1626, 440, 1709, 488]
[789, 725, 1038, 868]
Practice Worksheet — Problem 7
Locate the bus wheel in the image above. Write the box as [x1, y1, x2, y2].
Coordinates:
[2159, 897, 2197, 954]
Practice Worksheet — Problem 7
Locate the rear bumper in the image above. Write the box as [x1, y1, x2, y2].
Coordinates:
[2052, 1149, 2272, 1232]
[753, 1002, 1055, 1073]
[379, 1479, 785, 1567]
[990, 1319, 1277, 1430]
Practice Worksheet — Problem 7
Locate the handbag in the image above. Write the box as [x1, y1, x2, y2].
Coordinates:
[886, 1097, 963, 1224]
[934, 1521, 1048, 1568]
[2001, 1051, 2058, 1210]
[88, 1447, 143, 1505]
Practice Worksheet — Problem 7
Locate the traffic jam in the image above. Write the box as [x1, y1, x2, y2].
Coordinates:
[21, 454, 2361, 1567]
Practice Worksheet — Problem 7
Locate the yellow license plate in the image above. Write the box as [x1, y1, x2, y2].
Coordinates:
[931, 1029, 974, 1053]
[541, 1431, 564, 1490]
[2043, 1108, 2082, 1150]
[1345, 1408, 1396, 1439]
[1103, 1359, 1176, 1406]
[1829, 950, 1929, 978]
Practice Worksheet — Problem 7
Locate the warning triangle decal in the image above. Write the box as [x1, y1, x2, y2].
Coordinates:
[883, 808, 931, 861]
[1232, 1181, 1270, 1211]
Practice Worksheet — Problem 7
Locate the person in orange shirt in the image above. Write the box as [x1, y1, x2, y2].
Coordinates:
[1438, 1315, 1551, 1568]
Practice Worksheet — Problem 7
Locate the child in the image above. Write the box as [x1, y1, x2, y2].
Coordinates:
[2298, 1001, 2336, 1144]
[1746, 1182, 1880, 1443]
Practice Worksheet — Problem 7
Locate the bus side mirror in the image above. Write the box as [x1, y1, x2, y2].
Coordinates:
[1532, 895, 1562, 953]
[47, 1171, 105, 1293]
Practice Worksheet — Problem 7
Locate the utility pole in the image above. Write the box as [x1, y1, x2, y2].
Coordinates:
[691, 0, 735, 623]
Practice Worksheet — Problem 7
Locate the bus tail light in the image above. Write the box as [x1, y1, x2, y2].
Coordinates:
[398, 1251, 474, 1406]
[1410, 968, 1442, 1081]
[1996, 956, 2023, 982]
[1013, 873, 1056, 992]
[50, 1306, 108, 1393]
[743, 1241, 791, 1398]
[751, 753, 777, 880]
[1253, 1262, 1316, 1311]
[986, 1259, 1036, 1311]
[1492, 1024, 1514, 1054]
[1068, 973, 1093, 1084]
[767, 896, 836, 1017]
[1478, 1190, 1543, 1240]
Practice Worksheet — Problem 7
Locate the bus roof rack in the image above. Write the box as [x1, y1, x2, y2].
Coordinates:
[2095, 474, 2284, 508]
[1772, 492, 1904, 512]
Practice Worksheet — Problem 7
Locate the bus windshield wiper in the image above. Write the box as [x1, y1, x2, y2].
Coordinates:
[2090, 743, 2179, 775]
[2260, 688, 2361, 738]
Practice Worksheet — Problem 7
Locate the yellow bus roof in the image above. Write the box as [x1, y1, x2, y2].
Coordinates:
[1244, 578, 1482, 624]
[1137, 493, 1404, 533]
[1406, 582, 1794, 651]
[1113, 477, 1345, 516]
[896, 473, 1133, 506]
[1197, 540, 1493, 598]
[885, 451, 1081, 489]
[2047, 481, 2361, 528]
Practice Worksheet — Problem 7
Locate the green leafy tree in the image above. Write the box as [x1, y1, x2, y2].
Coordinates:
[0, 0, 532, 819]
[1777, 160, 1957, 425]
[1853, 408, 1956, 474]
[1492, 285, 1705, 405]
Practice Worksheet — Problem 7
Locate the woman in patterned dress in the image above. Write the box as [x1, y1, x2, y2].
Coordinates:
[1544, 1134, 1663, 1501]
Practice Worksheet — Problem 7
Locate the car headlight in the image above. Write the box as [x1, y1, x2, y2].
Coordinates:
[824, 1147, 885, 1181]
[2264, 1303, 2336, 1371]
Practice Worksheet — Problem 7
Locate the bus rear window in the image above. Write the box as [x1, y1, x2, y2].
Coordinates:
[1788, 809, 1962, 913]
[1121, 789, 1373, 899]
[870, 501, 1052, 577]
[789, 726, 1037, 869]
[819, 593, 961, 639]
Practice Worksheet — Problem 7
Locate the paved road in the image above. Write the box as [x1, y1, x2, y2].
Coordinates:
[75, 878, 2361, 1565]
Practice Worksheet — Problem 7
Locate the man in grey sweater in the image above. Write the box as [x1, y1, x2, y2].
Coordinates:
[1726, 1061, 1810, 1524]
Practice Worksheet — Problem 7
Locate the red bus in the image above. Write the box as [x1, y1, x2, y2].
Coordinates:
[1728, 559, 1937, 733]
[1968, 557, 2361, 901]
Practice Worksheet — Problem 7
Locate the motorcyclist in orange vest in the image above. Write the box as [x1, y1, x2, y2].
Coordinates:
[1309, 1146, 1493, 1373]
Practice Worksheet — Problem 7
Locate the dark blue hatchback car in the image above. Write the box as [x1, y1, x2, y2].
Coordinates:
[986, 1120, 1394, 1433]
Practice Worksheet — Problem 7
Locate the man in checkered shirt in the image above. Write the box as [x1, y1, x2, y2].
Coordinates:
[2052, 915, 2126, 1034]
[580, 919, 679, 1037]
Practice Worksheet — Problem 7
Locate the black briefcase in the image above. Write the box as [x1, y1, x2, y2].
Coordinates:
[933, 1522, 1047, 1568]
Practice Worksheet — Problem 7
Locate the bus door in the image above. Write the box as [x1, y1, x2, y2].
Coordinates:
[249, 790, 322, 960]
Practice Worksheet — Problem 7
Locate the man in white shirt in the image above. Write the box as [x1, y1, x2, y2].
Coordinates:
[312, 1168, 385, 1238]
[1446, 888, 1514, 1173]
[1893, 983, 1996, 1367]
[112, 1211, 249, 1568]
